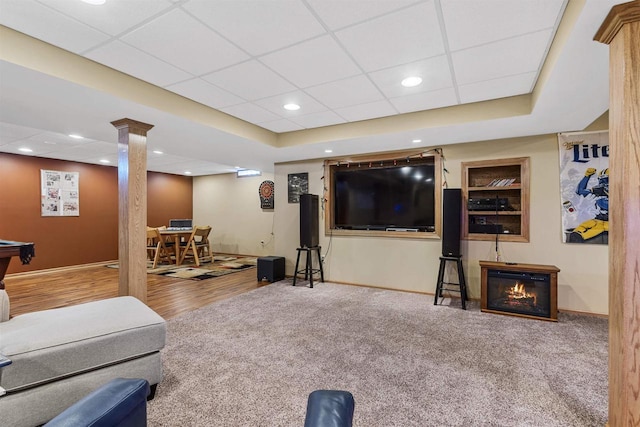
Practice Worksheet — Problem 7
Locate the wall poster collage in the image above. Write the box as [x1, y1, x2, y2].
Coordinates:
[558, 130, 609, 244]
[41, 169, 79, 216]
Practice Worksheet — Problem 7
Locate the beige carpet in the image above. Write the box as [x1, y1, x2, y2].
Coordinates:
[147, 280, 607, 426]
[106, 256, 257, 280]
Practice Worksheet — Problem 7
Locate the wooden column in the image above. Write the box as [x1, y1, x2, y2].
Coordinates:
[111, 119, 154, 303]
[594, 2, 640, 425]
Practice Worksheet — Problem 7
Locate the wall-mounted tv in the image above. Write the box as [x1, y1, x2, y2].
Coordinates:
[332, 160, 436, 232]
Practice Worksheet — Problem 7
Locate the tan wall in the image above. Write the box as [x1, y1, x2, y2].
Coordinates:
[271, 135, 609, 315]
[193, 172, 275, 257]
[0, 153, 192, 273]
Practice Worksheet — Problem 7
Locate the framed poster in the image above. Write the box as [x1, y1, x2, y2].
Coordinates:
[558, 131, 609, 244]
[288, 173, 308, 203]
[41, 170, 79, 216]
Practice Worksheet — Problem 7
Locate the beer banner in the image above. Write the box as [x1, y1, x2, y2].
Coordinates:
[558, 131, 609, 244]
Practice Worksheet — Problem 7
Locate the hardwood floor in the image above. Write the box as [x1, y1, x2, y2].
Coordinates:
[5, 261, 265, 320]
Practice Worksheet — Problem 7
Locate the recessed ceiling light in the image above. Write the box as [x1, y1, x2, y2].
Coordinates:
[283, 103, 301, 111]
[18, 147, 33, 153]
[152, 150, 163, 155]
[81, 0, 106, 5]
[234, 166, 241, 169]
[69, 134, 84, 139]
[99, 159, 110, 164]
[185, 171, 192, 175]
[412, 139, 422, 143]
[325, 149, 333, 153]
[401, 76, 423, 88]
[44, 141, 56, 145]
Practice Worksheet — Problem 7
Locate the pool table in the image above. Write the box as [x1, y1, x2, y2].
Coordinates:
[0, 240, 35, 290]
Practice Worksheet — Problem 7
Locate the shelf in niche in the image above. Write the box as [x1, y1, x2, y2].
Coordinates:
[468, 211, 522, 216]
[468, 184, 521, 191]
[462, 157, 530, 243]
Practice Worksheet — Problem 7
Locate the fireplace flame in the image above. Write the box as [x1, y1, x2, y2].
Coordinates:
[507, 281, 537, 305]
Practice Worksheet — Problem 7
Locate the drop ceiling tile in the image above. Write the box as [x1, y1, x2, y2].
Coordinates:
[146, 152, 169, 164]
[121, 8, 249, 76]
[43, 145, 97, 161]
[38, 0, 174, 36]
[256, 119, 304, 133]
[183, 165, 235, 176]
[442, 0, 565, 51]
[202, 60, 296, 101]
[452, 30, 553, 86]
[335, 2, 445, 72]
[69, 141, 117, 156]
[334, 100, 397, 122]
[0, 122, 42, 145]
[368, 55, 453, 98]
[1, 139, 59, 155]
[459, 72, 537, 104]
[0, 0, 110, 53]
[289, 111, 347, 129]
[306, 0, 417, 30]
[147, 152, 188, 166]
[221, 103, 281, 124]
[254, 90, 328, 118]
[305, 75, 384, 109]
[153, 159, 232, 176]
[27, 132, 95, 146]
[93, 155, 118, 166]
[148, 161, 192, 175]
[260, 35, 361, 88]
[166, 78, 244, 109]
[86, 40, 192, 87]
[182, 0, 326, 56]
[389, 87, 458, 113]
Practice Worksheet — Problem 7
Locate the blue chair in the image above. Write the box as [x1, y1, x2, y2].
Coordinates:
[44, 378, 150, 427]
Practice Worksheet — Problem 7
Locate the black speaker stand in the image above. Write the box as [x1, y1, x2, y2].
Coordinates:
[434, 255, 468, 310]
[293, 246, 324, 288]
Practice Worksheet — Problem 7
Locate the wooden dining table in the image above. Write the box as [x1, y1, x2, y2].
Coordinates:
[159, 229, 193, 266]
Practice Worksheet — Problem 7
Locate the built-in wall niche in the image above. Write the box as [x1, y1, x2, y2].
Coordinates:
[324, 150, 442, 239]
[462, 157, 530, 242]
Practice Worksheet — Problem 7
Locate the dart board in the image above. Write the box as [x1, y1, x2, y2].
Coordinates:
[259, 180, 274, 209]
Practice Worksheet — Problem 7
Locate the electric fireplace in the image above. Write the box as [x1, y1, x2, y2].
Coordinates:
[480, 261, 559, 321]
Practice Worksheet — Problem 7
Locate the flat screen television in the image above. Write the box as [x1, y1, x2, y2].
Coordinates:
[332, 162, 436, 232]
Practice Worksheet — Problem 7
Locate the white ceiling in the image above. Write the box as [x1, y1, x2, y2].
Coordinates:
[0, 0, 615, 176]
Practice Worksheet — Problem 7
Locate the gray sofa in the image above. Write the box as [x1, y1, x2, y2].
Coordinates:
[0, 296, 166, 427]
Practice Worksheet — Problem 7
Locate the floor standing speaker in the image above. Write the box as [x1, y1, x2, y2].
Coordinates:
[442, 188, 462, 257]
[300, 193, 319, 248]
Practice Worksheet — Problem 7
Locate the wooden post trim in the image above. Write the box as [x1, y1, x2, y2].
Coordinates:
[111, 119, 153, 303]
[595, 2, 640, 426]
[594, 0, 640, 44]
[111, 118, 154, 136]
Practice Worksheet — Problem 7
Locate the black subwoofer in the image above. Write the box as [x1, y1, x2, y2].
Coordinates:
[442, 188, 462, 257]
[300, 193, 319, 248]
[257, 256, 285, 282]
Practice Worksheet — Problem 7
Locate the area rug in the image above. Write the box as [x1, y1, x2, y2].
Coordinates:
[106, 256, 257, 280]
[147, 280, 608, 426]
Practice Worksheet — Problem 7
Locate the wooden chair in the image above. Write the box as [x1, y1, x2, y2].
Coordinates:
[178, 226, 213, 267]
[146, 227, 174, 268]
